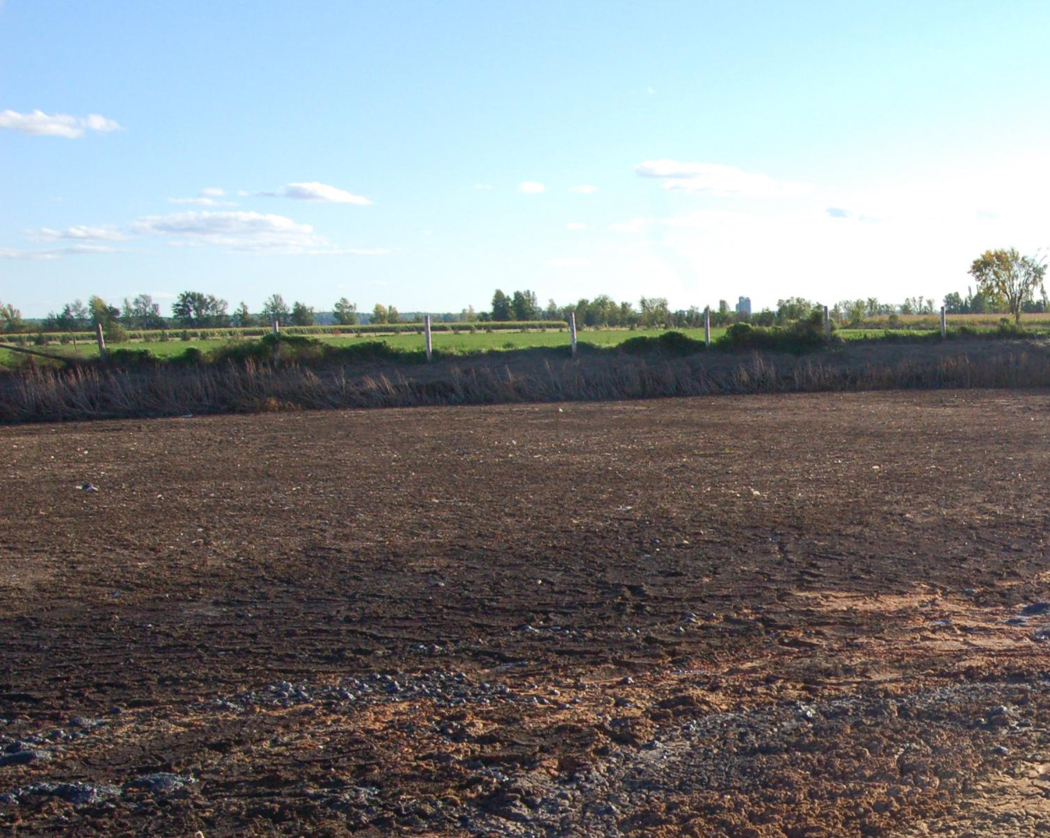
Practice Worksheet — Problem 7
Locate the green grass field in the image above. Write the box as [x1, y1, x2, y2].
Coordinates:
[3, 323, 1045, 368]
[0, 328, 731, 365]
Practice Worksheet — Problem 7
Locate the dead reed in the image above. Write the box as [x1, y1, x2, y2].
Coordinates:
[2, 342, 1049, 423]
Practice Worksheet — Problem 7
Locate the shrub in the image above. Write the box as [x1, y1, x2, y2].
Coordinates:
[106, 348, 154, 367]
[172, 347, 203, 364]
[996, 319, 1028, 338]
[716, 314, 831, 355]
[620, 331, 707, 356]
[104, 322, 128, 344]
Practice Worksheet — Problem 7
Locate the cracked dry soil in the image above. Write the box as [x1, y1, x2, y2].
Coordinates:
[2, 390, 1050, 836]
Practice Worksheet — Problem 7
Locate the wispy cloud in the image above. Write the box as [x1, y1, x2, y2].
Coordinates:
[0, 244, 119, 260]
[566, 222, 589, 231]
[128, 210, 387, 255]
[33, 224, 128, 242]
[636, 158, 810, 197]
[569, 185, 598, 194]
[130, 210, 322, 251]
[0, 109, 121, 138]
[201, 187, 225, 197]
[546, 257, 590, 267]
[825, 207, 851, 219]
[261, 181, 371, 205]
[520, 181, 545, 194]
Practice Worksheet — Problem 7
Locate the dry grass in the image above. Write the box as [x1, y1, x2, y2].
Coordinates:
[861, 312, 1050, 329]
[3, 341, 1050, 423]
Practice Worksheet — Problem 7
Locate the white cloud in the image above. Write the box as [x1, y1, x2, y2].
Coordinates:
[34, 224, 128, 242]
[201, 187, 225, 197]
[131, 210, 322, 251]
[83, 114, 120, 132]
[520, 181, 546, 194]
[635, 158, 810, 197]
[237, 189, 250, 197]
[0, 244, 118, 260]
[569, 185, 598, 194]
[263, 181, 371, 205]
[128, 210, 387, 255]
[0, 109, 120, 138]
[608, 217, 648, 234]
[546, 257, 590, 267]
[566, 222, 589, 231]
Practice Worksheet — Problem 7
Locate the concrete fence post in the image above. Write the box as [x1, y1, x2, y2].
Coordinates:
[940, 306, 947, 338]
[424, 314, 433, 361]
[704, 307, 711, 346]
[823, 306, 831, 342]
[95, 322, 106, 357]
[569, 312, 578, 357]
[272, 320, 280, 335]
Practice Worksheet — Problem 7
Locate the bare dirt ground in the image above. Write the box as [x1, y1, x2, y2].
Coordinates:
[2, 390, 1050, 836]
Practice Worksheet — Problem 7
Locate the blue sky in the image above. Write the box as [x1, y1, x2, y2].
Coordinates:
[3, 0, 1050, 318]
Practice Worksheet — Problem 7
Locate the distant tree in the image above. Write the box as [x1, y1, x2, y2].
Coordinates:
[172, 291, 230, 327]
[333, 298, 358, 325]
[544, 298, 559, 320]
[89, 295, 121, 328]
[776, 297, 812, 324]
[943, 292, 965, 314]
[491, 289, 512, 321]
[371, 303, 388, 324]
[461, 304, 477, 322]
[965, 286, 989, 314]
[121, 294, 165, 329]
[53, 300, 90, 331]
[261, 294, 290, 326]
[0, 302, 24, 333]
[511, 290, 539, 321]
[969, 248, 1047, 323]
[639, 296, 671, 328]
[387, 305, 400, 324]
[232, 302, 255, 327]
[290, 301, 315, 326]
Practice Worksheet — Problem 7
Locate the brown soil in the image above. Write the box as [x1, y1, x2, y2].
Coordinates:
[2, 390, 1050, 836]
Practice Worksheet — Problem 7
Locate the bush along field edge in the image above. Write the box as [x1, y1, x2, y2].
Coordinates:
[2, 321, 1050, 423]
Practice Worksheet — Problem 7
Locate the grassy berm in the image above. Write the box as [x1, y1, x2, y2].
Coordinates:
[2, 390, 1050, 835]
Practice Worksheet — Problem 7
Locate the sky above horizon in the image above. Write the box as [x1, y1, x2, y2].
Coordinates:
[3, 0, 1050, 318]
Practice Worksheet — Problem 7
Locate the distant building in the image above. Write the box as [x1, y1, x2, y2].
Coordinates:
[735, 296, 752, 316]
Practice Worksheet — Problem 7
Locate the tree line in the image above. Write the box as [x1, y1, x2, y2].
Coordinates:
[1, 248, 1044, 336]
